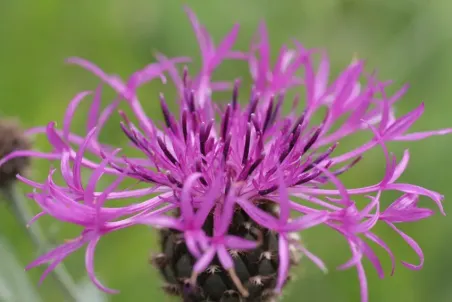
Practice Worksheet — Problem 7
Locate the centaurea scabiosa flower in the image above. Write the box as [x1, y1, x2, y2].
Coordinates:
[0, 118, 31, 188]
[1, 7, 451, 302]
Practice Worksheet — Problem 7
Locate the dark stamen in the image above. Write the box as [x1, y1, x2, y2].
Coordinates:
[270, 93, 284, 126]
[225, 177, 232, 195]
[247, 93, 259, 122]
[303, 126, 322, 153]
[120, 122, 138, 146]
[279, 147, 290, 163]
[200, 124, 207, 156]
[134, 170, 159, 183]
[242, 123, 251, 165]
[182, 66, 189, 87]
[259, 185, 278, 196]
[279, 125, 301, 163]
[123, 157, 161, 184]
[232, 79, 240, 111]
[191, 111, 200, 133]
[185, 89, 196, 113]
[246, 155, 265, 178]
[167, 173, 182, 188]
[182, 110, 188, 142]
[221, 104, 231, 140]
[332, 156, 362, 176]
[157, 137, 178, 165]
[237, 154, 265, 181]
[159, 94, 177, 134]
[196, 161, 208, 186]
[291, 110, 306, 134]
[294, 170, 322, 186]
[205, 137, 214, 155]
[256, 133, 264, 157]
[223, 134, 231, 161]
[200, 120, 213, 156]
[250, 113, 261, 134]
[159, 94, 172, 128]
[265, 166, 277, 178]
[289, 124, 302, 151]
[203, 120, 214, 143]
[262, 96, 274, 133]
[303, 143, 338, 172]
[295, 161, 333, 185]
[200, 142, 206, 157]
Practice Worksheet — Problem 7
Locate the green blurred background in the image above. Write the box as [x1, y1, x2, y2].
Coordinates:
[1, 0, 452, 301]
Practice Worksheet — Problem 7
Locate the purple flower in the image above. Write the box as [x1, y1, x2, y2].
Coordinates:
[2, 7, 451, 302]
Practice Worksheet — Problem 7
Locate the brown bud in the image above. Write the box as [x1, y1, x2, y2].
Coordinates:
[0, 118, 31, 187]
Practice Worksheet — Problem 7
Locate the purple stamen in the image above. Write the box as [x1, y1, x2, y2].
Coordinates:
[258, 184, 278, 196]
[242, 123, 251, 165]
[157, 137, 178, 165]
[167, 172, 183, 188]
[291, 110, 306, 134]
[221, 104, 231, 140]
[262, 96, 274, 133]
[232, 79, 240, 111]
[270, 93, 284, 126]
[159, 93, 175, 131]
[182, 110, 188, 142]
[303, 126, 323, 153]
[223, 134, 231, 161]
[247, 93, 259, 122]
[303, 143, 338, 172]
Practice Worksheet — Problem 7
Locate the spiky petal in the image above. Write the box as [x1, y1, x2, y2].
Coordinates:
[1, 7, 450, 302]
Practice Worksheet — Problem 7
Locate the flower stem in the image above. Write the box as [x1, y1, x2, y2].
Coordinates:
[1, 184, 79, 302]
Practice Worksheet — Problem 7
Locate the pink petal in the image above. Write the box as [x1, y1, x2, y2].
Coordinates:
[353, 245, 369, 302]
[393, 128, 452, 141]
[185, 232, 203, 258]
[389, 149, 410, 183]
[276, 166, 290, 223]
[86, 86, 102, 133]
[85, 237, 119, 294]
[63, 91, 92, 140]
[66, 57, 127, 96]
[193, 247, 216, 273]
[139, 215, 182, 230]
[384, 103, 424, 139]
[46, 122, 69, 151]
[73, 128, 98, 191]
[180, 173, 202, 221]
[224, 235, 258, 250]
[217, 245, 234, 269]
[275, 236, 289, 292]
[387, 222, 424, 270]
[365, 232, 396, 276]
[209, 24, 240, 71]
[386, 183, 444, 215]
[295, 243, 328, 273]
[284, 211, 328, 232]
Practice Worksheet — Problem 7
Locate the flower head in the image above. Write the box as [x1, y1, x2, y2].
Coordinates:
[0, 118, 31, 188]
[2, 7, 451, 302]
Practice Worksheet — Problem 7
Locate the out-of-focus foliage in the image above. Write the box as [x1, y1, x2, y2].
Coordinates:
[1, 0, 452, 301]
[0, 236, 42, 302]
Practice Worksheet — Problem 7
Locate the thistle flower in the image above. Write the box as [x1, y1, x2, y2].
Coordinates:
[1, 7, 451, 302]
[0, 118, 31, 188]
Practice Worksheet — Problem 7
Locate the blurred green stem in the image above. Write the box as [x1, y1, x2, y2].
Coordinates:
[1, 184, 79, 302]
